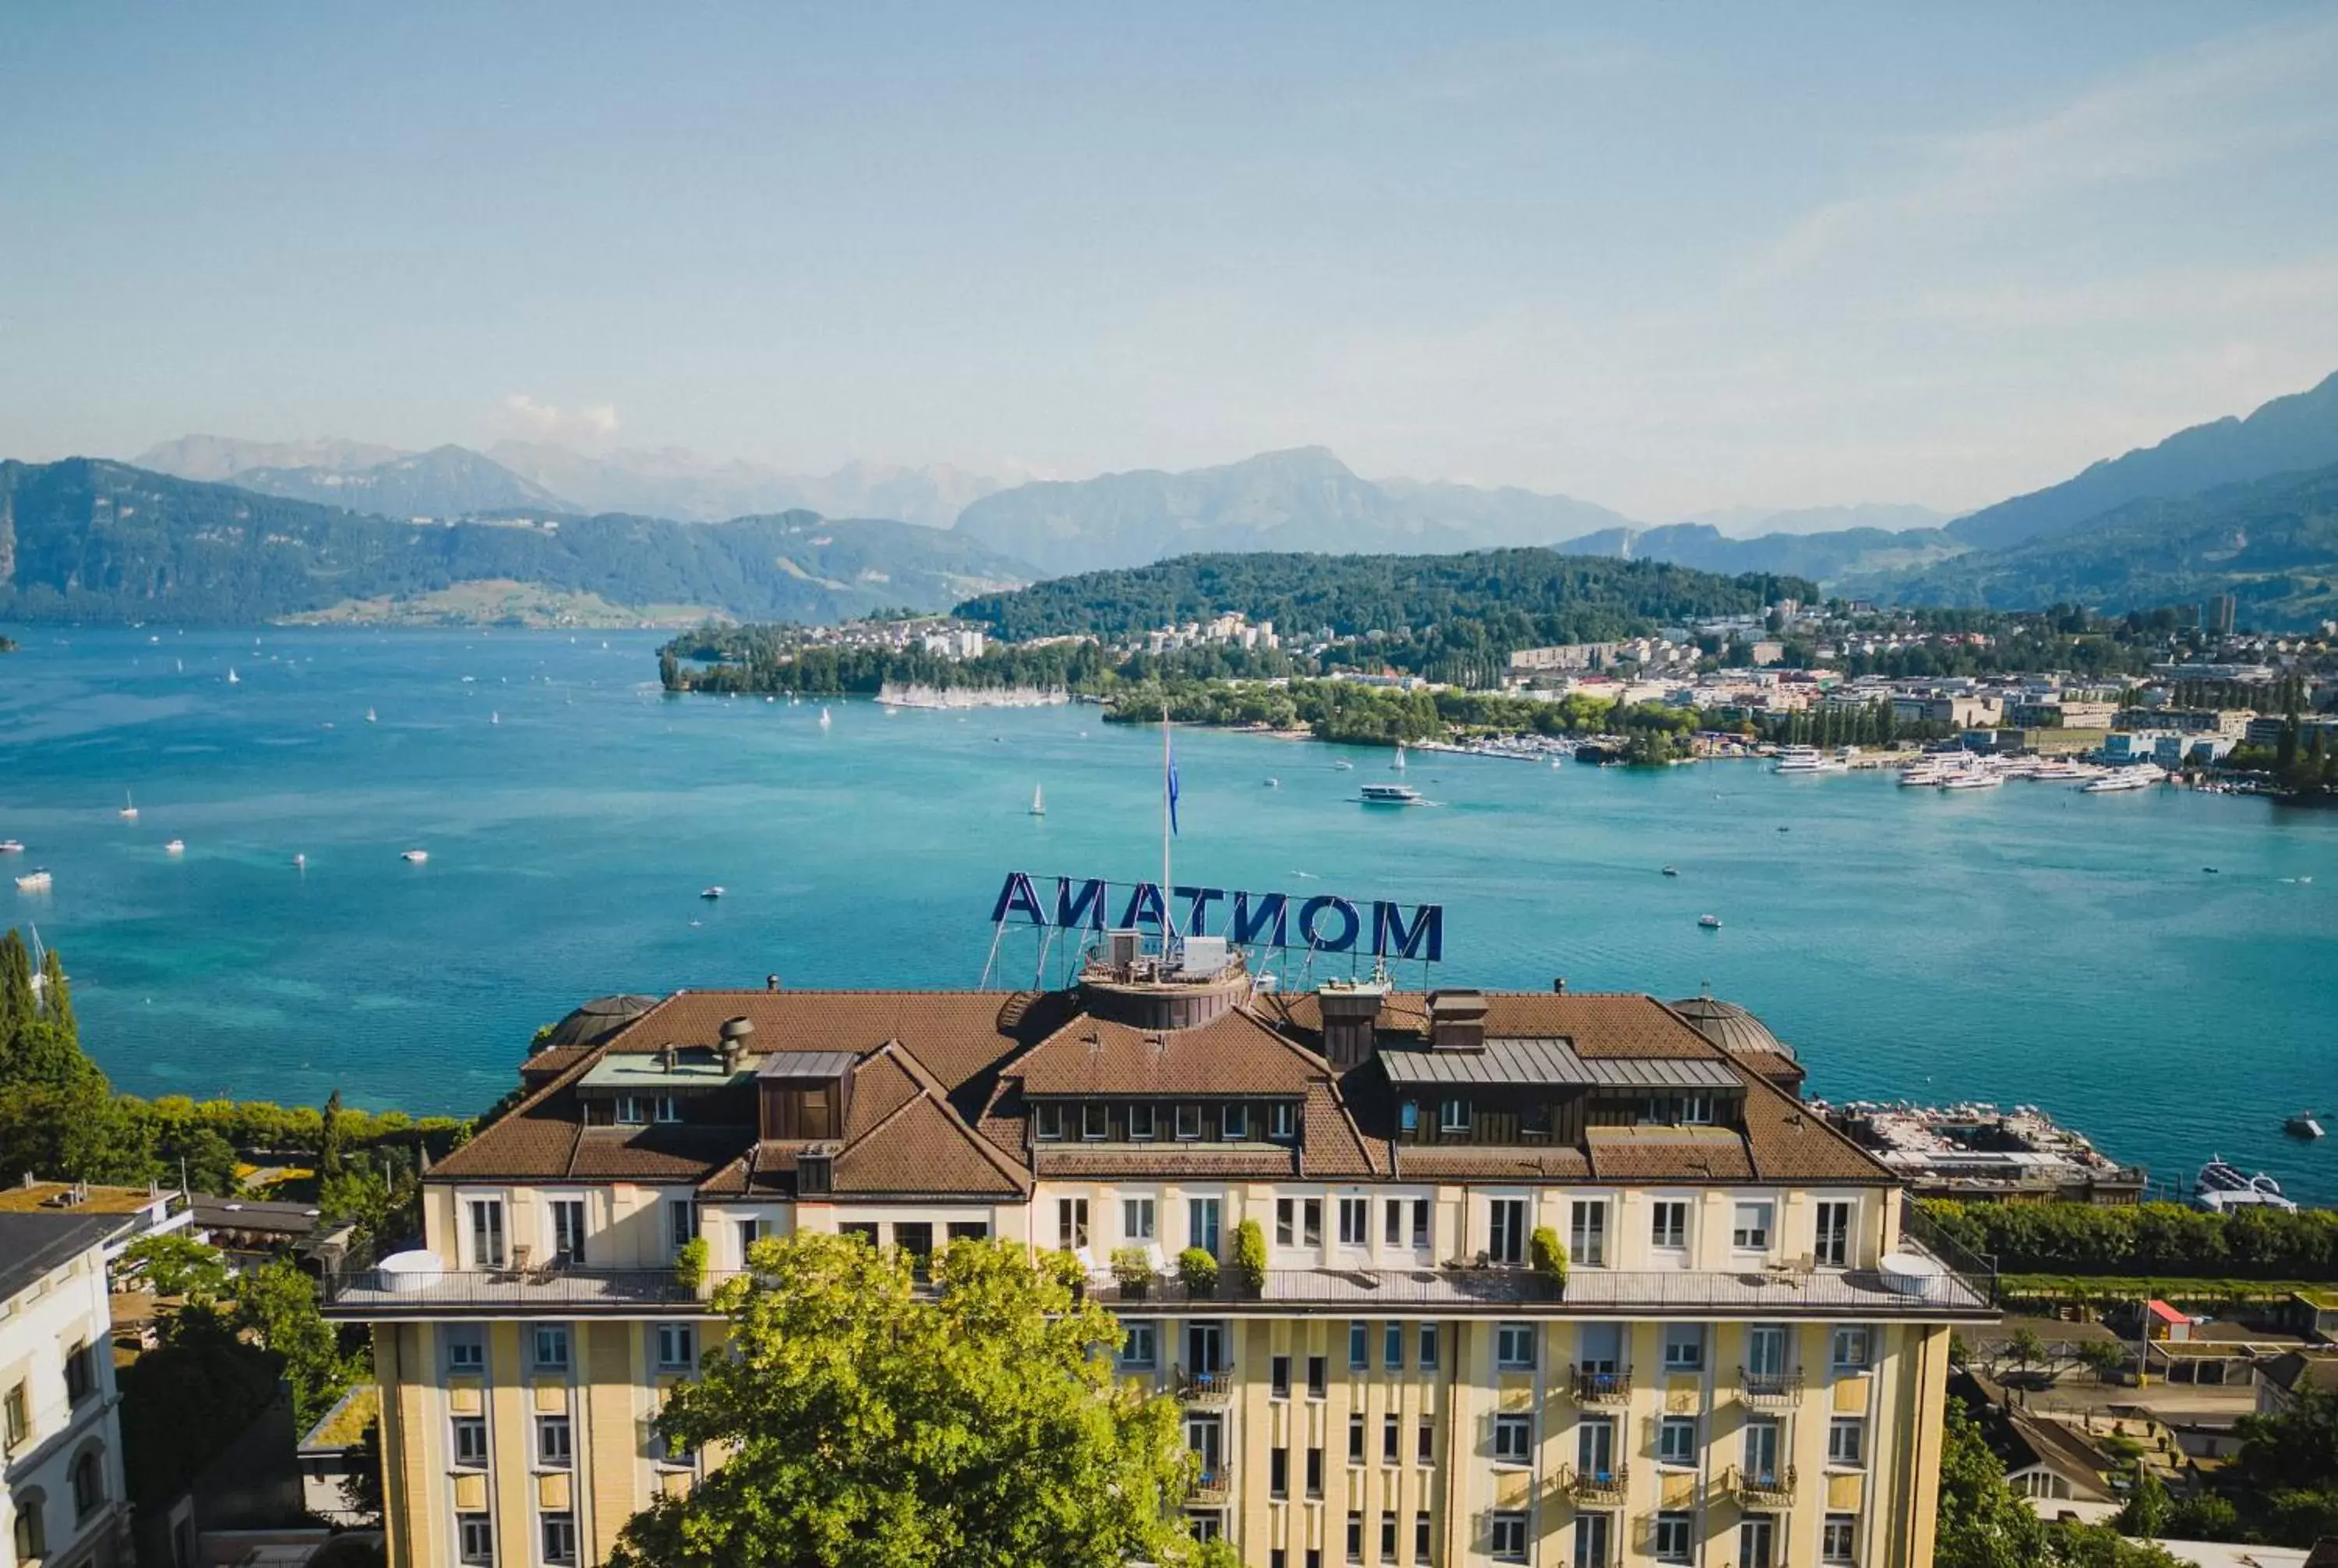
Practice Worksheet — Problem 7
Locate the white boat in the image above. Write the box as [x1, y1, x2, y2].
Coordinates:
[1029, 786, 1046, 816]
[1662, 865, 1679, 877]
[818, 707, 832, 728]
[2194, 1157, 2296, 1213]
[0, 840, 22, 854]
[1937, 772, 2004, 791]
[293, 853, 307, 868]
[1391, 744, 1407, 772]
[227, 667, 239, 684]
[2080, 768, 2160, 793]
[165, 839, 185, 855]
[401, 849, 429, 863]
[118, 791, 139, 821]
[1263, 777, 1280, 789]
[1332, 760, 1354, 771]
[1772, 746, 1845, 775]
[366, 708, 377, 723]
[2285, 1113, 2325, 1140]
[1360, 783, 1423, 806]
[15, 869, 53, 892]
[490, 712, 500, 726]
[1697, 914, 1723, 929]
[701, 885, 725, 900]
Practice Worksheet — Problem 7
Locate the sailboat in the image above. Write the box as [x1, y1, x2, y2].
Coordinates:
[490, 712, 500, 726]
[818, 707, 832, 729]
[1029, 786, 1046, 817]
[1392, 743, 1407, 772]
[366, 708, 377, 723]
[119, 791, 139, 821]
[227, 667, 239, 685]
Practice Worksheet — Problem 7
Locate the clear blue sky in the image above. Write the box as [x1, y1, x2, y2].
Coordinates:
[4, 3, 2335, 518]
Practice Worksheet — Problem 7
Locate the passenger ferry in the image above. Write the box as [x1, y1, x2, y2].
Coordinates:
[1772, 746, 1849, 775]
[2080, 768, 2161, 793]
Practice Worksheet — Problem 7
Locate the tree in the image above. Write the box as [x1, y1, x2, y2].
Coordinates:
[2005, 1327, 2050, 1380]
[1936, 1402, 2047, 1568]
[2115, 1465, 2172, 1539]
[235, 1258, 358, 1429]
[2076, 1338, 2129, 1384]
[318, 1088, 346, 1178]
[123, 1233, 235, 1307]
[609, 1233, 1234, 1568]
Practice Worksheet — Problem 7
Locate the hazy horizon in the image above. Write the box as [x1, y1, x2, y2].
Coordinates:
[5, 5, 2336, 520]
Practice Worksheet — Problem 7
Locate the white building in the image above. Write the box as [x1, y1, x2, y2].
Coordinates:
[1, 1213, 135, 1568]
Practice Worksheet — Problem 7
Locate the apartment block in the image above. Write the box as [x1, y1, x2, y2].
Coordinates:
[328, 969, 1993, 1568]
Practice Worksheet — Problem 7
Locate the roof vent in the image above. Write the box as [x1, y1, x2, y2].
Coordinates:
[719, 1016, 757, 1071]
[766, 973, 781, 992]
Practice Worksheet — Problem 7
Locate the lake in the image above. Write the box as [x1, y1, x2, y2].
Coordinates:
[2, 626, 2334, 1201]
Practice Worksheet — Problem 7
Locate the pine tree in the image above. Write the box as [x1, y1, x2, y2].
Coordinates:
[0, 930, 34, 1061]
[318, 1089, 346, 1178]
[38, 945, 74, 1043]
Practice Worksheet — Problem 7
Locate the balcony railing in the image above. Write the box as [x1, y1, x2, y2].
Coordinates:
[1723, 1464, 1799, 1508]
[1572, 1365, 1633, 1404]
[1174, 1364, 1234, 1406]
[1898, 1205, 2001, 1305]
[1738, 1368, 1805, 1405]
[1560, 1463, 1630, 1503]
[1188, 1467, 1232, 1504]
[321, 1264, 732, 1316]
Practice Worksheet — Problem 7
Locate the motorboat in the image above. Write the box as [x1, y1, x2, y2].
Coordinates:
[401, 849, 429, 863]
[1332, 760, 1354, 771]
[701, 885, 725, 900]
[1360, 783, 1423, 806]
[227, 667, 239, 684]
[0, 840, 23, 854]
[2193, 1157, 2296, 1213]
[1661, 865, 1679, 878]
[2285, 1113, 2326, 1140]
[2080, 768, 2160, 793]
[14, 869, 53, 892]
[293, 853, 307, 868]
[165, 839, 185, 855]
[818, 707, 832, 728]
[1937, 772, 2004, 791]
[1697, 914, 1723, 929]
[1773, 747, 1848, 775]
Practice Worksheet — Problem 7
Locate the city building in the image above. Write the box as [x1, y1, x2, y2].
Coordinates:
[329, 959, 1993, 1568]
[2204, 596, 2238, 637]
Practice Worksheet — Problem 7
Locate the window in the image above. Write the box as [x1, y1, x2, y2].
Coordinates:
[1338, 1197, 1370, 1247]
[536, 1414, 572, 1470]
[532, 1325, 570, 1372]
[1307, 1355, 1327, 1397]
[1817, 1200, 1854, 1267]
[1400, 1100, 1420, 1134]
[1385, 1198, 1405, 1246]
[540, 1511, 577, 1567]
[736, 1215, 763, 1261]
[669, 1199, 698, 1252]
[1033, 1103, 1065, 1140]
[1415, 1513, 1432, 1563]
[1418, 1323, 1439, 1370]
[1271, 1354, 1292, 1397]
[1743, 1415, 1783, 1485]
[1489, 1198, 1527, 1265]
[1495, 1323, 1536, 1370]
[1270, 1102, 1296, 1140]
[1832, 1326, 1873, 1370]
[1746, 1325, 1788, 1378]
[1123, 1197, 1156, 1243]
[1658, 1414, 1698, 1467]
[1490, 1510, 1528, 1563]
[655, 1323, 696, 1371]
[71, 1449, 103, 1520]
[1381, 1512, 1399, 1561]
[1662, 1323, 1705, 1371]
[3, 1382, 28, 1451]
[1223, 1104, 1250, 1139]
[1346, 1511, 1364, 1564]
[457, 1513, 494, 1566]
[1828, 1417, 1867, 1468]
[947, 1220, 989, 1244]
[1732, 1200, 1775, 1252]
[840, 1221, 878, 1246]
[1412, 1198, 1432, 1249]
[1271, 1446, 1290, 1498]
[1417, 1418, 1434, 1465]
[1122, 1323, 1158, 1369]
[1128, 1104, 1156, 1140]
[1493, 1413, 1533, 1465]
[65, 1341, 95, 1404]
[468, 1197, 507, 1269]
[445, 1326, 486, 1373]
[1384, 1321, 1404, 1371]
[1651, 1199, 1690, 1251]
[1655, 1510, 1694, 1564]
[1383, 1414, 1400, 1464]
[1349, 1320, 1369, 1371]
[1348, 1413, 1365, 1464]
[1277, 1199, 1295, 1246]
[12, 1499, 43, 1562]
[1058, 1198, 1090, 1252]
[1306, 1445, 1324, 1497]
[453, 1416, 489, 1467]
[1188, 1198, 1220, 1255]
[1175, 1104, 1203, 1140]
[1438, 1097, 1470, 1134]
[1823, 1514, 1858, 1564]
[1570, 1199, 1608, 1267]
[1082, 1102, 1109, 1140]
[1646, 1093, 1713, 1125]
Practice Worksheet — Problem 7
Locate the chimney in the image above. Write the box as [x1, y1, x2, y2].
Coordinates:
[1428, 990, 1489, 1053]
[1316, 980, 1386, 1071]
[719, 1016, 756, 1072]
[765, 973, 780, 992]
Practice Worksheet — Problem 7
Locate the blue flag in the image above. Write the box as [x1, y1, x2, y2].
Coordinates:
[1167, 743, 1181, 835]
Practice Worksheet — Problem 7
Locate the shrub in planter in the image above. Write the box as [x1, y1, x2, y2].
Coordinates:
[1178, 1246, 1220, 1298]
[1111, 1245, 1154, 1297]
[673, 1236, 709, 1294]
[1529, 1226, 1568, 1291]
[1232, 1220, 1269, 1294]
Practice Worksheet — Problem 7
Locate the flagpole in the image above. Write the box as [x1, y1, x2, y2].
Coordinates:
[1161, 697, 1174, 952]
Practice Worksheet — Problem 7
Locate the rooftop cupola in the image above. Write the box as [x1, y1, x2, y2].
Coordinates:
[1428, 989, 1489, 1053]
[1316, 978, 1388, 1069]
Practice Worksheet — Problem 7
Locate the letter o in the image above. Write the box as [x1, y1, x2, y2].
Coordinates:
[1298, 895, 1360, 952]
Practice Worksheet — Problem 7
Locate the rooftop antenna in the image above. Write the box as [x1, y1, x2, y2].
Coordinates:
[1160, 697, 1179, 957]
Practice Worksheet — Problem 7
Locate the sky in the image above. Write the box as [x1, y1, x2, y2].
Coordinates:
[3, 3, 2336, 521]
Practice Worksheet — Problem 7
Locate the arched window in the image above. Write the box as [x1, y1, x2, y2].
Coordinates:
[71, 1449, 104, 1520]
[12, 1491, 45, 1559]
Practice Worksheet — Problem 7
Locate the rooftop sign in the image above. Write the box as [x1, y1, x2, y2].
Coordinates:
[989, 871, 1444, 962]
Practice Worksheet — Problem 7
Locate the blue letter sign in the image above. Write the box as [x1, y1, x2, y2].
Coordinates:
[993, 874, 1443, 962]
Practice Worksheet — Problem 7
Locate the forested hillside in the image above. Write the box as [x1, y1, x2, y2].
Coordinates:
[0, 459, 1035, 624]
[955, 548, 1811, 646]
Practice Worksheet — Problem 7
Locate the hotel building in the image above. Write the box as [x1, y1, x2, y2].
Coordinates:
[329, 958, 1994, 1568]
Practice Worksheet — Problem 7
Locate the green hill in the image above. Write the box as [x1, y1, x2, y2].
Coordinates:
[955, 548, 1811, 647]
[1888, 460, 2338, 627]
[0, 459, 1035, 625]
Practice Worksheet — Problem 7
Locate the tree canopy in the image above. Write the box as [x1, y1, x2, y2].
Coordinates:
[610, 1232, 1234, 1568]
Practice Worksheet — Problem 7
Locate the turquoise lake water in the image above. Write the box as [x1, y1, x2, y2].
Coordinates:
[2, 626, 2334, 1201]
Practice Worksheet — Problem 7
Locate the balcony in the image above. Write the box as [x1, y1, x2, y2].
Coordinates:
[1738, 1368, 1805, 1406]
[1572, 1365, 1633, 1405]
[321, 1263, 729, 1318]
[1723, 1464, 1799, 1509]
[1560, 1463, 1630, 1504]
[1188, 1467, 1233, 1504]
[1174, 1365, 1234, 1406]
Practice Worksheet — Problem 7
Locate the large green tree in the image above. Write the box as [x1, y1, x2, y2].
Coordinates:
[610, 1233, 1234, 1568]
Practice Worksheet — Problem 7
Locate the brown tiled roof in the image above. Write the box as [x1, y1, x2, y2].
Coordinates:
[1396, 1147, 1592, 1181]
[1010, 1008, 1321, 1097]
[1036, 1148, 1297, 1178]
[833, 1093, 1026, 1198]
[1260, 990, 1724, 1059]
[1301, 1080, 1387, 1178]
[431, 1081, 589, 1181]
[1729, 1050, 1807, 1089]
[1739, 1075, 1887, 1183]
[1585, 1125, 1755, 1183]
[567, 1125, 750, 1181]
[600, 989, 1054, 1098]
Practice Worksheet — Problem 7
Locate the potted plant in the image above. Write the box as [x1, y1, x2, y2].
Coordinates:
[673, 1236, 709, 1295]
[1232, 1219, 1269, 1296]
[1178, 1246, 1220, 1299]
[1529, 1226, 1568, 1295]
[1111, 1245, 1154, 1300]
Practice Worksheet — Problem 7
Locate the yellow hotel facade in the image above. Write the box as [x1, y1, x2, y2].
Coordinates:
[327, 966, 1993, 1568]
